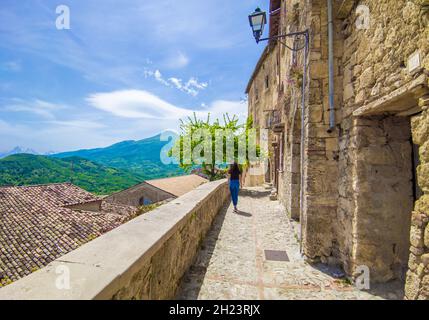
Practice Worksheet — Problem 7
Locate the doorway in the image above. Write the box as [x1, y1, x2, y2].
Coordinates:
[353, 115, 414, 283]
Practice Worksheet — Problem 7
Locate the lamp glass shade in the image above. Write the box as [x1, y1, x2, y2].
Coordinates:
[248, 8, 267, 42]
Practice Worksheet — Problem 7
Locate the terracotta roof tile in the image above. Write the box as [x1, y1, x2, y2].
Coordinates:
[0, 183, 136, 285]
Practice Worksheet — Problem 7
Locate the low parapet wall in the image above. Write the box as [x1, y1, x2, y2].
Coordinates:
[0, 179, 229, 300]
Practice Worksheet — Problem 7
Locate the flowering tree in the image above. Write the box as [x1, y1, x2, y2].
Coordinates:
[168, 113, 262, 181]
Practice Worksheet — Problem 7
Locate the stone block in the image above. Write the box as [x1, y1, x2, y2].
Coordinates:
[325, 138, 339, 152]
[343, 83, 355, 101]
[421, 275, 429, 300]
[422, 254, 429, 267]
[410, 246, 425, 256]
[405, 271, 422, 300]
[411, 113, 429, 146]
[356, 146, 396, 165]
[310, 60, 328, 79]
[353, 65, 362, 78]
[409, 253, 422, 272]
[414, 196, 429, 218]
[419, 140, 429, 163]
[309, 106, 323, 123]
[418, 95, 429, 108]
[359, 67, 375, 88]
[410, 224, 425, 248]
[417, 163, 429, 192]
[355, 90, 366, 104]
[425, 224, 429, 248]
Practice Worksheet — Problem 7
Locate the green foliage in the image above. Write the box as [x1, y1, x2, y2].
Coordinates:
[169, 113, 262, 181]
[0, 154, 146, 195]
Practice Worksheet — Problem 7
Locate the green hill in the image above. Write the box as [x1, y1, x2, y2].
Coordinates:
[0, 154, 145, 195]
[53, 134, 184, 179]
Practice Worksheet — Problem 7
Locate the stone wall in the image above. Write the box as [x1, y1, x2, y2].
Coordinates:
[299, 0, 342, 263]
[278, 0, 303, 220]
[406, 96, 429, 300]
[338, 0, 429, 287]
[0, 180, 229, 300]
[245, 42, 281, 188]
[252, 0, 429, 297]
[106, 182, 174, 207]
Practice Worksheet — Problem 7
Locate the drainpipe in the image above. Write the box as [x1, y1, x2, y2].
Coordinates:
[299, 31, 309, 254]
[327, 0, 335, 133]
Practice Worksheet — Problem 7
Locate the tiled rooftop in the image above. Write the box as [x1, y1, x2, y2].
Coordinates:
[145, 174, 208, 197]
[0, 183, 136, 285]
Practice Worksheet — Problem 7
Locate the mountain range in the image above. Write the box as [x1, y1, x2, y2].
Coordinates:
[0, 146, 40, 159]
[0, 134, 184, 194]
[52, 134, 182, 179]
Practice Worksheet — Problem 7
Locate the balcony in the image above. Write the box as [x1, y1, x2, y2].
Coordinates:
[0, 181, 403, 300]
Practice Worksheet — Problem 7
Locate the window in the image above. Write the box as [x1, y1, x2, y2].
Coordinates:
[139, 197, 152, 206]
[265, 75, 269, 89]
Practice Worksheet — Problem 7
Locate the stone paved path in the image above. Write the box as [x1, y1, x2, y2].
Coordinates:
[177, 187, 404, 300]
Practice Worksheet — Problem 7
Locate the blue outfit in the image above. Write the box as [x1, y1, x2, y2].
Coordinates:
[229, 179, 240, 207]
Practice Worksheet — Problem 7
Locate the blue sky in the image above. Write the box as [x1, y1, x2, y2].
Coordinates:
[0, 0, 265, 153]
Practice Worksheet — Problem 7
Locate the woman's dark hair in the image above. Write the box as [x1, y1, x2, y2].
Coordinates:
[229, 161, 240, 173]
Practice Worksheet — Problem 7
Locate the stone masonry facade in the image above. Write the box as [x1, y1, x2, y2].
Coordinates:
[246, 0, 429, 299]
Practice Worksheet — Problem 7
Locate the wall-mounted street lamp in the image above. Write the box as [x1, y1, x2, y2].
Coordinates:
[248, 7, 309, 253]
[248, 7, 309, 47]
[248, 7, 267, 43]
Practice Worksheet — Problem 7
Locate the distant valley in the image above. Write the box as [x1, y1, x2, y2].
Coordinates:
[0, 134, 184, 194]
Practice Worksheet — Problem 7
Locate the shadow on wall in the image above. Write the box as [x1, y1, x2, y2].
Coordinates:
[239, 189, 271, 199]
[176, 200, 230, 299]
[309, 263, 405, 300]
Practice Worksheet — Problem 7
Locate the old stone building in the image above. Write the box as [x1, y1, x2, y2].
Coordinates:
[246, 0, 429, 299]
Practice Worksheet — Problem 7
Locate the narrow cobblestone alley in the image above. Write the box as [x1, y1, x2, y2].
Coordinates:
[177, 187, 404, 300]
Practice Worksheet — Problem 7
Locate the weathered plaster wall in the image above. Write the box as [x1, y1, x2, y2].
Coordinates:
[0, 180, 229, 300]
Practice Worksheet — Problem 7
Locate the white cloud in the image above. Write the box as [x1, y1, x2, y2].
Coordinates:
[168, 77, 200, 96]
[47, 120, 106, 129]
[86, 89, 247, 123]
[1, 99, 67, 119]
[145, 68, 208, 96]
[86, 89, 190, 119]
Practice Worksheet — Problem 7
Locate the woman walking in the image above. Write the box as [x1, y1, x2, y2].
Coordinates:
[228, 161, 242, 213]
